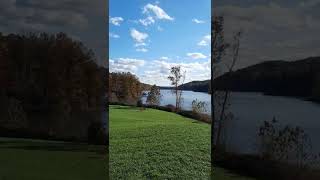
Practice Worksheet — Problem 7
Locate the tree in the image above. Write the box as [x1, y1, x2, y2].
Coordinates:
[109, 72, 142, 105]
[216, 31, 242, 149]
[211, 15, 243, 172]
[167, 66, 185, 111]
[146, 85, 161, 106]
[0, 32, 106, 142]
[258, 117, 320, 169]
[211, 15, 228, 168]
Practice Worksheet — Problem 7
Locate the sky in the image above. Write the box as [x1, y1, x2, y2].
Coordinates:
[2, 0, 319, 85]
[0, 0, 107, 67]
[214, 0, 320, 70]
[109, 0, 211, 86]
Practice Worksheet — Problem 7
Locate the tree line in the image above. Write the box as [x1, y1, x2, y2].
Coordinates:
[0, 32, 107, 143]
[109, 72, 144, 105]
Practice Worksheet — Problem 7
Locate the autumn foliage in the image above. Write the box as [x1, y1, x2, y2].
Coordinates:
[0, 32, 107, 143]
[109, 72, 143, 105]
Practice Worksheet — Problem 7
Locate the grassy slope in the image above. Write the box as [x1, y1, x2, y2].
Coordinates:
[110, 105, 254, 179]
[0, 137, 107, 180]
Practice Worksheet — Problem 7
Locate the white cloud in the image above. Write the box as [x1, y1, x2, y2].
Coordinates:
[187, 52, 207, 59]
[214, 3, 320, 69]
[136, 48, 148, 52]
[139, 16, 155, 26]
[143, 3, 174, 21]
[216, 4, 307, 34]
[110, 57, 210, 86]
[141, 60, 210, 86]
[109, 16, 124, 26]
[130, 28, 148, 43]
[204, 35, 211, 40]
[198, 40, 208, 46]
[197, 34, 211, 46]
[192, 18, 205, 24]
[134, 42, 147, 47]
[109, 58, 145, 73]
[160, 56, 169, 60]
[109, 32, 120, 38]
[136, 3, 173, 28]
[157, 26, 164, 31]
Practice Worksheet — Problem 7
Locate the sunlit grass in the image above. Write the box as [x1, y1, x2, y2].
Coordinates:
[109, 105, 254, 179]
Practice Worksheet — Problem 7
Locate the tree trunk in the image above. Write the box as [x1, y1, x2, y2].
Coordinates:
[211, 10, 216, 178]
[175, 83, 178, 111]
[211, 77, 215, 178]
[216, 90, 229, 149]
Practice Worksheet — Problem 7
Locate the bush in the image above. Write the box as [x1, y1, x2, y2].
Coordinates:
[87, 121, 108, 145]
[258, 117, 320, 169]
[137, 99, 143, 107]
[191, 99, 207, 115]
[165, 104, 176, 112]
[146, 85, 161, 105]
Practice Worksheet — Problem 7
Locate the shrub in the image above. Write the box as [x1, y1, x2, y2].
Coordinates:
[137, 99, 143, 107]
[87, 121, 108, 145]
[146, 85, 161, 106]
[258, 117, 320, 169]
[191, 99, 207, 115]
[165, 104, 176, 112]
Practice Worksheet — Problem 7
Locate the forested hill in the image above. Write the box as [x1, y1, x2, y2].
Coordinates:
[159, 86, 173, 90]
[179, 80, 209, 92]
[159, 81, 209, 92]
[177, 57, 320, 101]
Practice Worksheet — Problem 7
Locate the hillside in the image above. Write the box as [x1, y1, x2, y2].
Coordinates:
[179, 80, 210, 92]
[213, 57, 320, 100]
[178, 57, 320, 101]
[159, 81, 209, 92]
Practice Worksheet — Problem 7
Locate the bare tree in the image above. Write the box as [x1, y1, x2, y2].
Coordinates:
[168, 66, 185, 111]
[216, 31, 242, 149]
[211, 15, 228, 167]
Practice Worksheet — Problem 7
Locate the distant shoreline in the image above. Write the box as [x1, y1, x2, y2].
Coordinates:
[156, 88, 320, 104]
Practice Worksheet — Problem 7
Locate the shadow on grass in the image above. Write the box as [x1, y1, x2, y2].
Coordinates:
[110, 106, 141, 111]
[191, 121, 202, 124]
[212, 166, 254, 180]
[0, 140, 106, 154]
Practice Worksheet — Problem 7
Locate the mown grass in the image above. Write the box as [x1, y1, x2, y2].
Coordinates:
[0, 137, 107, 180]
[109, 105, 254, 179]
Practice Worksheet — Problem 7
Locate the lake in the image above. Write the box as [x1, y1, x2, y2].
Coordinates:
[142, 89, 320, 156]
[142, 89, 211, 112]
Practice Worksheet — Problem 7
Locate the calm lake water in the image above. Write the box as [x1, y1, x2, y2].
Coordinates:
[142, 89, 320, 155]
[142, 89, 211, 112]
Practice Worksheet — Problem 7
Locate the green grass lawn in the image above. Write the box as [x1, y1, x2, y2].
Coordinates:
[109, 105, 254, 179]
[0, 137, 107, 180]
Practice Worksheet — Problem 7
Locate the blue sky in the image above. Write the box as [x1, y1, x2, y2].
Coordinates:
[109, 0, 211, 86]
